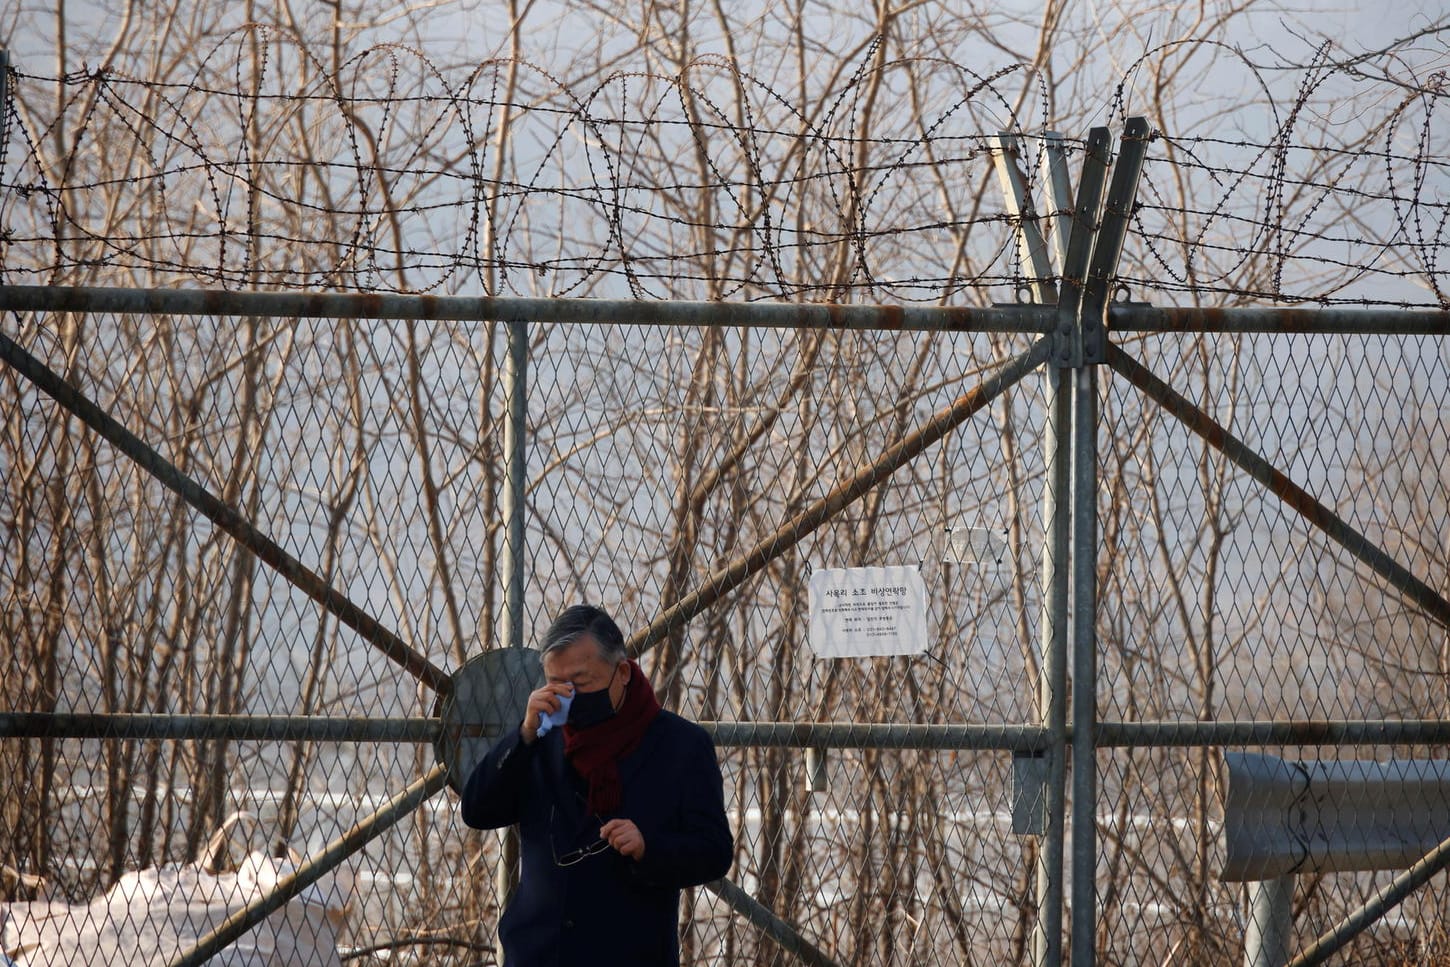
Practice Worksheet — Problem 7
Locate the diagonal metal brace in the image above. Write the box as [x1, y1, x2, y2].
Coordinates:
[704, 877, 842, 967]
[0, 326, 453, 694]
[1288, 828, 1450, 967]
[1107, 341, 1450, 631]
[628, 337, 1053, 655]
[171, 763, 451, 967]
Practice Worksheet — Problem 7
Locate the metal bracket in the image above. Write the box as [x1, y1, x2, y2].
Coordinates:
[992, 134, 1058, 308]
[805, 746, 828, 792]
[1078, 116, 1152, 364]
[993, 119, 1154, 369]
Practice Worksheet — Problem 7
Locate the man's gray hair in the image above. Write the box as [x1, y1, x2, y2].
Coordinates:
[540, 604, 627, 663]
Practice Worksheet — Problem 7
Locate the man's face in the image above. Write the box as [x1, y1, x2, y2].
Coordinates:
[542, 635, 629, 708]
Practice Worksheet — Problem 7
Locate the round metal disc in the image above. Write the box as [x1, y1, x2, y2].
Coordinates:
[435, 647, 543, 794]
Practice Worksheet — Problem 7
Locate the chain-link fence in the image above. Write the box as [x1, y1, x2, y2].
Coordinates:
[0, 286, 1047, 964]
[2, 283, 1448, 966]
[3, 24, 1450, 967]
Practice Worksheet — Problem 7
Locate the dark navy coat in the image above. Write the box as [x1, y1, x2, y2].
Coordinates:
[460, 710, 733, 966]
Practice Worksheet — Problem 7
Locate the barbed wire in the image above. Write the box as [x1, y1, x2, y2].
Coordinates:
[1, 27, 1446, 306]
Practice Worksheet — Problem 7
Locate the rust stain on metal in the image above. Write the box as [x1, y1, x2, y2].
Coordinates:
[1282, 720, 1334, 744]
[201, 289, 232, 315]
[357, 292, 386, 318]
[822, 303, 850, 329]
[1202, 306, 1316, 334]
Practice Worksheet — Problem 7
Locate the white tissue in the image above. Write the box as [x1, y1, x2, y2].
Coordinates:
[536, 690, 574, 737]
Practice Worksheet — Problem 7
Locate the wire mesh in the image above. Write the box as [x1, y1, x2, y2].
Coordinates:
[1, 307, 1047, 964]
[7, 304, 1448, 964]
[1094, 331, 1450, 965]
[3, 16, 1450, 967]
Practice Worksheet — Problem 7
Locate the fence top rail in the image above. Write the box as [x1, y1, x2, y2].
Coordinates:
[3, 285, 1447, 335]
[0, 285, 1049, 333]
[1110, 303, 1450, 336]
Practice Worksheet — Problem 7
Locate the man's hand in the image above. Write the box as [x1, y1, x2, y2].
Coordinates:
[599, 819, 646, 860]
[520, 683, 574, 744]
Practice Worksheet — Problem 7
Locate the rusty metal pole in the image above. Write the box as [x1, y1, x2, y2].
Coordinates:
[0, 284, 1050, 333]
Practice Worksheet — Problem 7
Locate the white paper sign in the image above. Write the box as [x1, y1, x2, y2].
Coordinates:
[808, 565, 926, 658]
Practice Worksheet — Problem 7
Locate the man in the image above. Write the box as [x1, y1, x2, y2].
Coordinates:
[461, 604, 733, 966]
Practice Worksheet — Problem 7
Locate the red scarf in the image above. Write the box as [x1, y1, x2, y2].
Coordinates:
[563, 659, 660, 814]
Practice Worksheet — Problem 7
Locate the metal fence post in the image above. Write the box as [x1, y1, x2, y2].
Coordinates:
[1051, 124, 1111, 967]
[1069, 361, 1099, 967]
[1033, 129, 1074, 967]
[1033, 362, 1070, 967]
[1067, 117, 1149, 966]
[500, 317, 529, 651]
[1246, 877, 1294, 967]
[496, 317, 529, 911]
[991, 132, 1070, 966]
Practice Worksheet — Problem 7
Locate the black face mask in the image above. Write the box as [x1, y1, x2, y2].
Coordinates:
[567, 666, 620, 729]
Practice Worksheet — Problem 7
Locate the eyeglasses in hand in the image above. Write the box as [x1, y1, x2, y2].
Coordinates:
[550, 806, 611, 867]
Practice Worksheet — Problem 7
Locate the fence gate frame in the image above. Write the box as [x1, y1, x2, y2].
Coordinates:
[4, 114, 1450, 966]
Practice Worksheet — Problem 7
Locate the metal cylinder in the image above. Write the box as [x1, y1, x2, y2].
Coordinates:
[496, 317, 529, 913]
[1033, 361, 1070, 967]
[1069, 364, 1099, 967]
[1246, 877, 1294, 967]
